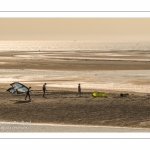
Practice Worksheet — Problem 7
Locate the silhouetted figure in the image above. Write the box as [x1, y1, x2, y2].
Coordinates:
[78, 83, 81, 96]
[25, 87, 31, 101]
[43, 83, 46, 97]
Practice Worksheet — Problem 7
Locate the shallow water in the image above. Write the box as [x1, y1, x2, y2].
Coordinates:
[1, 69, 150, 93]
[0, 41, 150, 93]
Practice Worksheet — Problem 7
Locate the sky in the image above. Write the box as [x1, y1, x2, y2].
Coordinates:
[0, 18, 150, 42]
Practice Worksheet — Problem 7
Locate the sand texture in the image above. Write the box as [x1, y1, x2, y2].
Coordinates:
[0, 90, 150, 128]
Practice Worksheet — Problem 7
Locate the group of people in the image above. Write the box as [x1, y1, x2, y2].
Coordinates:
[25, 83, 82, 100]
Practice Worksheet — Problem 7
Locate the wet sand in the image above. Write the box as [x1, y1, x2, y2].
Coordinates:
[0, 50, 150, 70]
[0, 47, 150, 129]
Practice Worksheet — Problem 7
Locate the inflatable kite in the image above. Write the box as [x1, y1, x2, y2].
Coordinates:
[92, 92, 107, 97]
[7, 82, 29, 94]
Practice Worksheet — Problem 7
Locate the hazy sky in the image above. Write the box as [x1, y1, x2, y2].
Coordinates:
[0, 18, 150, 42]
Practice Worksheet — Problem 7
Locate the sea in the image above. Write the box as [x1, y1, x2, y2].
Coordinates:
[0, 41, 150, 51]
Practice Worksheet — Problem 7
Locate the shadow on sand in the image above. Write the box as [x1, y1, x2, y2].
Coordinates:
[14, 100, 31, 104]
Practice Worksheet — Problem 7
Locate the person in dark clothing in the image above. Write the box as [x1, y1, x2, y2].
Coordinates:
[78, 83, 81, 96]
[43, 83, 46, 97]
[25, 87, 31, 101]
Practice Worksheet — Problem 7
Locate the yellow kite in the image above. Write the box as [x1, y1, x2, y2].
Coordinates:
[92, 92, 107, 97]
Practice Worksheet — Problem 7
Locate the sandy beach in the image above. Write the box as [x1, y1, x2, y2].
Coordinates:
[0, 41, 150, 129]
[1, 89, 150, 128]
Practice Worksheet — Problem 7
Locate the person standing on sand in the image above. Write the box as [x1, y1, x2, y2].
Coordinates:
[43, 83, 46, 97]
[25, 87, 31, 101]
[78, 83, 81, 96]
